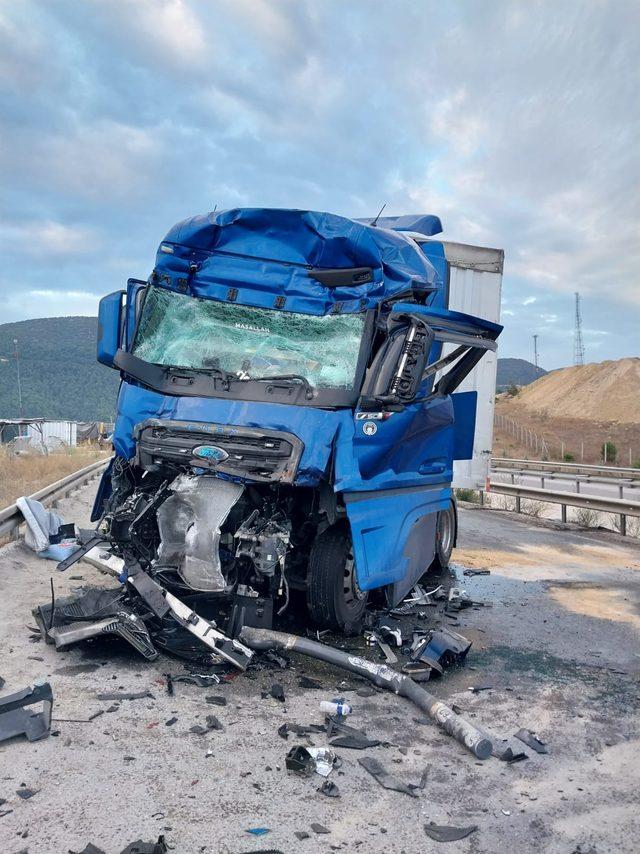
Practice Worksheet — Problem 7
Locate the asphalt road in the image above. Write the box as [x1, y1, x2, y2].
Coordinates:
[0, 484, 639, 854]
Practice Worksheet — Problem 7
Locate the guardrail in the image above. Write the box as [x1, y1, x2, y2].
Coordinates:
[491, 467, 640, 498]
[492, 457, 640, 480]
[0, 458, 108, 540]
[485, 478, 640, 536]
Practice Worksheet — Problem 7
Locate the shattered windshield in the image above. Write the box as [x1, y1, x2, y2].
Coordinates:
[132, 286, 366, 389]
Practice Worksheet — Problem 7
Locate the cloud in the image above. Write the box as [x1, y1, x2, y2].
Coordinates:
[0, 0, 637, 367]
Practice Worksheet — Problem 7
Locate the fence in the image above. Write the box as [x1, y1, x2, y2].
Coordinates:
[494, 413, 636, 465]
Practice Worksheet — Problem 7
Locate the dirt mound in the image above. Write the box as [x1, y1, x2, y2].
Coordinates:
[515, 357, 640, 424]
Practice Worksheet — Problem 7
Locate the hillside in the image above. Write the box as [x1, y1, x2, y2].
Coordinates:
[515, 358, 640, 424]
[0, 317, 120, 421]
[496, 357, 547, 389]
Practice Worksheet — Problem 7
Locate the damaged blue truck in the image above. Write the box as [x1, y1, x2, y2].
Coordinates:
[44, 208, 502, 670]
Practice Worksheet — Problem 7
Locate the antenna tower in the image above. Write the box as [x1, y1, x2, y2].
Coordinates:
[573, 292, 585, 366]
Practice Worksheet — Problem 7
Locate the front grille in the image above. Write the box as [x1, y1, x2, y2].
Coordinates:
[134, 419, 304, 484]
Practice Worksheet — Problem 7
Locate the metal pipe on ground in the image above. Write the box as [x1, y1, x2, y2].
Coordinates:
[239, 626, 492, 760]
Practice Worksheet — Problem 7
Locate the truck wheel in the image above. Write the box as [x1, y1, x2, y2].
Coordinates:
[307, 523, 368, 632]
[431, 499, 457, 572]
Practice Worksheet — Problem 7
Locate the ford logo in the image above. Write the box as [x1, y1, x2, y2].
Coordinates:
[192, 444, 229, 462]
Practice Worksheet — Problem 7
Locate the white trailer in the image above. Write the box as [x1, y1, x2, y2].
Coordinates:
[410, 237, 504, 490]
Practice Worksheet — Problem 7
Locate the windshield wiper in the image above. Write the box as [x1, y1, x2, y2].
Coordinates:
[165, 365, 235, 389]
[249, 374, 316, 400]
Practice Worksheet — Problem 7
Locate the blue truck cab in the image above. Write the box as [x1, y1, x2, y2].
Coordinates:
[95, 208, 502, 633]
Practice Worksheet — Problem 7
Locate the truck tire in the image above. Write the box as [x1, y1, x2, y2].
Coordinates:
[307, 523, 368, 632]
[430, 499, 457, 572]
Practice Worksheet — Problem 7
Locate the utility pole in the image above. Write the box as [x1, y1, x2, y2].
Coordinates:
[573, 292, 585, 366]
[13, 338, 23, 416]
[532, 334, 539, 374]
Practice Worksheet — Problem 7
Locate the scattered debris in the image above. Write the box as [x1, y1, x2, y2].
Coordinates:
[469, 683, 493, 693]
[463, 568, 490, 577]
[294, 830, 311, 840]
[409, 769, 429, 791]
[318, 780, 340, 798]
[165, 717, 178, 726]
[358, 757, 418, 798]
[245, 827, 270, 836]
[240, 627, 492, 759]
[205, 695, 227, 706]
[320, 699, 352, 717]
[515, 728, 548, 754]
[286, 746, 315, 775]
[269, 683, 285, 702]
[119, 836, 168, 854]
[412, 628, 472, 675]
[0, 680, 53, 743]
[424, 823, 478, 842]
[299, 676, 322, 689]
[310, 823, 330, 834]
[96, 691, 154, 701]
[16, 787, 39, 800]
[330, 733, 380, 750]
[307, 746, 339, 777]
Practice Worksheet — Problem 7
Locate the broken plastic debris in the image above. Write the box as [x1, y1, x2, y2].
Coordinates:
[514, 728, 548, 754]
[299, 676, 322, 689]
[96, 691, 154, 701]
[0, 681, 53, 743]
[307, 746, 339, 777]
[424, 823, 478, 842]
[16, 787, 39, 800]
[318, 780, 340, 798]
[245, 827, 270, 836]
[358, 756, 418, 798]
[310, 823, 330, 834]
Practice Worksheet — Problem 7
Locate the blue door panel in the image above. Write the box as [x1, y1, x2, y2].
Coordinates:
[344, 485, 450, 591]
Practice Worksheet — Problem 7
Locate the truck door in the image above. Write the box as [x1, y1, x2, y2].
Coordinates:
[337, 305, 501, 603]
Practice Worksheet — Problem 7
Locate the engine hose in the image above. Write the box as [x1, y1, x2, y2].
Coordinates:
[239, 626, 492, 760]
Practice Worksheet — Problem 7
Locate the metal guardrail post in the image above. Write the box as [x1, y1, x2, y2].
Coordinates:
[620, 515, 627, 537]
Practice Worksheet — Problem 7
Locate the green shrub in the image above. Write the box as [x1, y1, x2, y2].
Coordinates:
[601, 441, 617, 463]
[506, 383, 519, 397]
[455, 488, 479, 503]
[563, 452, 575, 462]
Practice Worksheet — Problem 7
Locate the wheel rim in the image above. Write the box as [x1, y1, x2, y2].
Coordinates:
[438, 508, 453, 556]
[342, 549, 366, 610]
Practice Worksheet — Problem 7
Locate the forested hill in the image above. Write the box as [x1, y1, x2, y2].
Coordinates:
[0, 317, 120, 421]
[1, 315, 547, 421]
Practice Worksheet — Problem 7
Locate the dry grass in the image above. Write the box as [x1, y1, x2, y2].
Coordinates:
[0, 446, 109, 508]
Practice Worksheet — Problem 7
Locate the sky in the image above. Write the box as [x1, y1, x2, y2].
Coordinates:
[0, 0, 638, 369]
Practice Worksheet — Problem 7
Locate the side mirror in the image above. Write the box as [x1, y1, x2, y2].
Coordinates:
[97, 291, 125, 368]
[360, 314, 433, 408]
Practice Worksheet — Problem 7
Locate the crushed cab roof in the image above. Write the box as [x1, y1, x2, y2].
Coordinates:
[153, 208, 444, 315]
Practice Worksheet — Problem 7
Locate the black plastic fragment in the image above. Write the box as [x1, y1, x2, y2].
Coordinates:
[278, 723, 289, 739]
[514, 728, 548, 754]
[310, 823, 330, 834]
[318, 780, 340, 798]
[294, 831, 310, 840]
[70, 845, 107, 854]
[205, 695, 227, 706]
[299, 676, 322, 689]
[358, 756, 418, 798]
[330, 734, 380, 750]
[424, 823, 478, 842]
[119, 836, 168, 854]
[165, 717, 178, 726]
[205, 714, 223, 731]
[285, 746, 314, 775]
[96, 691, 153, 701]
[16, 787, 39, 799]
[269, 683, 285, 702]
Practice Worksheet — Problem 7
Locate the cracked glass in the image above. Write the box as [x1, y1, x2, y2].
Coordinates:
[132, 286, 366, 389]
